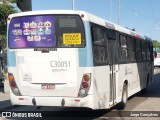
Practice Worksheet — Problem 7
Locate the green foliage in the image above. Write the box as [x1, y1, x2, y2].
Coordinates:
[0, 3, 18, 48]
[0, 3, 18, 35]
[152, 40, 160, 49]
[1, 0, 21, 3]
[0, 2, 19, 78]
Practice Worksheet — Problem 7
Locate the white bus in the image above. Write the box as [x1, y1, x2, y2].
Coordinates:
[154, 51, 160, 67]
[7, 10, 153, 110]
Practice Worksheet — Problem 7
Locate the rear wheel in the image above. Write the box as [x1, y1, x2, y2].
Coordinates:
[116, 83, 128, 110]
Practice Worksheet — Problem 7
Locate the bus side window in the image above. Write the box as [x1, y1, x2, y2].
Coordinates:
[127, 37, 136, 62]
[141, 40, 147, 61]
[131, 37, 136, 62]
[119, 34, 128, 62]
[146, 41, 151, 61]
[91, 24, 108, 66]
[135, 39, 142, 61]
[149, 42, 154, 61]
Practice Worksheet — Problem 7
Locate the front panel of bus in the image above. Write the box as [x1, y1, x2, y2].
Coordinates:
[7, 13, 94, 107]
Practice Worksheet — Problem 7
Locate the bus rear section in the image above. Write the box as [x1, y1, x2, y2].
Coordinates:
[7, 12, 94, 108]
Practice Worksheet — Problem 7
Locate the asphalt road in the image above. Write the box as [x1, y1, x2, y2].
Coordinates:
[1, 68, 160, 120]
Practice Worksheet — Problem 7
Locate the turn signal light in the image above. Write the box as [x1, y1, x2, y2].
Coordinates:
[83, 75, 90, 82]
[8, 74, 14, 81]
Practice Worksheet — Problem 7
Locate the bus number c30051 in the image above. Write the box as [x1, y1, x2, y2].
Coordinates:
[50, 61, 71, 67]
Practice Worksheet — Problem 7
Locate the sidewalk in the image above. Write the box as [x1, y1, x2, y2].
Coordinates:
[0, 83, 13, 111]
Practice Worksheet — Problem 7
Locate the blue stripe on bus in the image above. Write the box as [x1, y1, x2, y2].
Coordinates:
[78, 21, 93, 67]
[7, 23, 16, 67]
[7, 50, 16, 67]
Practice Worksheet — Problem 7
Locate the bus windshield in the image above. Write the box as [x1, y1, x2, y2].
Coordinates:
[9, 15, 85, 48]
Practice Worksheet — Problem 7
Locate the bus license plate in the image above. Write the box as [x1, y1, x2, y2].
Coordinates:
[41, 84, 55, 90]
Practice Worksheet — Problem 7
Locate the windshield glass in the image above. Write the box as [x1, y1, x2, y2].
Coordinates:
[9, 15, 85, 48]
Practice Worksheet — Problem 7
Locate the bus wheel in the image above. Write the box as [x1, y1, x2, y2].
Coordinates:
[116, 83, 128, 110]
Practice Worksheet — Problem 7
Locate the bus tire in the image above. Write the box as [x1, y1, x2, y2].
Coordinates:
[116, 83, 128, 110]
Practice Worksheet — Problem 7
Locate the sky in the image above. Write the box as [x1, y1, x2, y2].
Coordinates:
[32, 0, 160, 41]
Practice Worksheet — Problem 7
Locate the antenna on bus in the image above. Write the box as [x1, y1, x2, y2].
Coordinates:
[126, 27, 136, 31]
[118, 0, 120, 25]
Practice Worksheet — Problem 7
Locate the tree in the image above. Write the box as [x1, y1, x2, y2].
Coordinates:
[0, 0, 21, 3]
[0, 0, 19, 80]
[152, 40, 160, 49]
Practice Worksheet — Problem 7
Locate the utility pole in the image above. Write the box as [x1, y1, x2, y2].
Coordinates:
[118, 0, 120, 25]
[72, 0, 74, 10]
[110, 0, 112, 21]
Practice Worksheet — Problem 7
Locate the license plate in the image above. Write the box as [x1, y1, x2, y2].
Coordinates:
[41, 84, 55, 90]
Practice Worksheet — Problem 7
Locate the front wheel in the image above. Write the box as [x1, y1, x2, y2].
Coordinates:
[116, 83, 128, 110]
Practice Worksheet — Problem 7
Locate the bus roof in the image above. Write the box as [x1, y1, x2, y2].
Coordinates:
[8, 10, 151, 41]
[86, 12, 151, 40]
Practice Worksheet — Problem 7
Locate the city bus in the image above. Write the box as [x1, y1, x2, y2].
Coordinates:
[153, 48, 160, 67]
[154, 53, 160, 67]
[7, 10, 153, 110]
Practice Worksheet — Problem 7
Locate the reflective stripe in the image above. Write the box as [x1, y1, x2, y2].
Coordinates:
[7, 50, 16, 67]
[78, 21, 93, 67]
